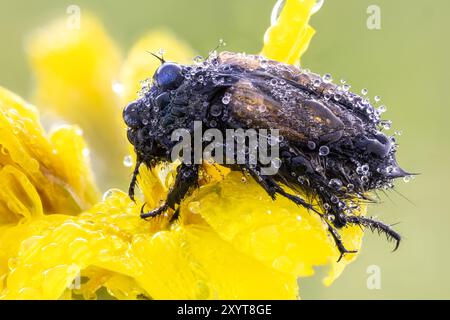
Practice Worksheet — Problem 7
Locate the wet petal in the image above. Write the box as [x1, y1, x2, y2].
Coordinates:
[261, 0, 316, 64]
[133, 225, 298, 299]
[0, 87, 98, 222]
[0, 191, 297, 300]
[188, 172, 365, 285]
[26, 14, 128, 189]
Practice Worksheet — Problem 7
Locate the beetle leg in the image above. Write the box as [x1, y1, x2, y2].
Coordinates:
[346, 215, 401, 251]
[128, 158, 142, 202]
[245, 164, 319, 214]
[140, 164, 199, 220]
[244, 166, 277, 200]
[245, 164, 357, 261]
[325, 220, 358, 262]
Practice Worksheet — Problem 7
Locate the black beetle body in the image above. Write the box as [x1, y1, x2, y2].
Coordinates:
[124, 52, 409, 261]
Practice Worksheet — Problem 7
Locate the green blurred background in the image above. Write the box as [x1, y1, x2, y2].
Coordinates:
[0, 0, 448, 299]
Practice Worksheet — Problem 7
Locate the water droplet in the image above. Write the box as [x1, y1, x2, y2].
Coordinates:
[361, 88, 368, 95]
[311, 0, 325, 14]
[331, 195, 339, 204]
[188, 201, 201, 214]
[386, 165, 394, 174]
[378, 105, 387, 113]
[322, 73, 333, 83]
[102, 189, 115, 201]
[112, 82, 124, 96]
[0, 146, 8, 155]
[319, 145, 330, 156]
[333, 93, 342, 101]
[82, 148, 90, 158]
[307, 141, 316, 150]
[329, 178, 343, 190]
[123, 155, 133, 167]
[296, 215, 302, 221]
[374, 95, 381, 102]
[210, 104, 222, 117]
[327, 214, 335, 222]
[403, 176, 411, 183]
[271, 157, 282, 169]
[193, 55, 203, 63]
[222, 93, 231, 105]
[361, 164, 370, 174]
[75, 128, 84, 136]
[380, 120, 392, 130]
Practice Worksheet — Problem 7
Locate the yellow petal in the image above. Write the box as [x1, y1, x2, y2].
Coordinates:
[261, 0, 316, 64]
[188, 172, 364, 285]
[120, 29, 196, 103]
[1, 190, 297, 300]
[133, 225, 298, 299]
[26, 14, 128, 189]
[0, 87, 98, 223]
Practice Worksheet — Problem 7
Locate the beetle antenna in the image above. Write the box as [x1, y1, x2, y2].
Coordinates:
[147, 51, 165, 64]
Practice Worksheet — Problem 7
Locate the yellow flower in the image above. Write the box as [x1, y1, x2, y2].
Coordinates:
[0, 0, 364, 300]
[0, 87, 98, 222]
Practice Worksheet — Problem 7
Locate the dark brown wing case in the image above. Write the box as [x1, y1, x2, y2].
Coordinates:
[218, 52, 369, 147]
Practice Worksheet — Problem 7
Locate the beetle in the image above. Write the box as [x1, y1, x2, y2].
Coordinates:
[123, 51, 409, 261]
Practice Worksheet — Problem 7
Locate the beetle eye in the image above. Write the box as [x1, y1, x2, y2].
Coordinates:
[123, 102, 141, 128]
[154, 62, 184, 90]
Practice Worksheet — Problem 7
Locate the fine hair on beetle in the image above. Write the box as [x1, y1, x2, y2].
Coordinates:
[123, 50, 411, 261]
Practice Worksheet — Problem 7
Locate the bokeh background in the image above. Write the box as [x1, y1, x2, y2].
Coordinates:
[0, 0, 448, 299]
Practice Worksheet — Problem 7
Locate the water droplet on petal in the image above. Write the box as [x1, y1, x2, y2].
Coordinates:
[311, 0, 324, 14]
